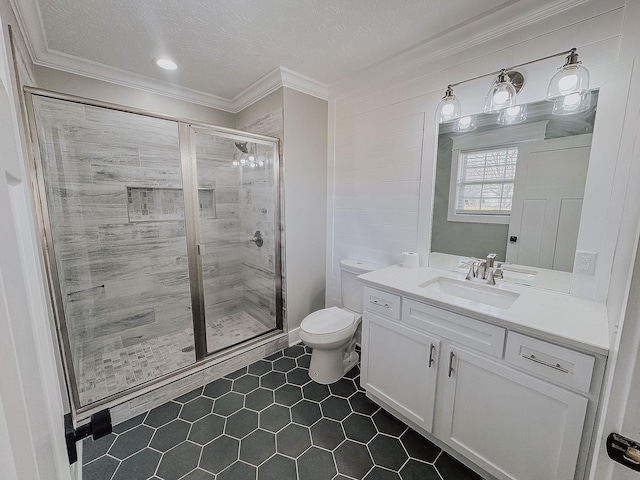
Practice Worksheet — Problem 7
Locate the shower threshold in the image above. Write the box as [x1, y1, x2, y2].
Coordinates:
[77, 311, 273, 406]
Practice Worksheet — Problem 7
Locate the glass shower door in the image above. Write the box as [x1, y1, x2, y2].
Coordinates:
[30, 95, 197, 408]
[192, 129, 281, 355]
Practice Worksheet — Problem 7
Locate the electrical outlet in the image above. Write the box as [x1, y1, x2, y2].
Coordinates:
[576, 251, 597, 275]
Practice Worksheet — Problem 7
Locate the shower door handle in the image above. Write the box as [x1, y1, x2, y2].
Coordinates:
[197, 244, 205, 255]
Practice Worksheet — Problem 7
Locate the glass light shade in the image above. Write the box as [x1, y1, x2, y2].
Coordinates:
[552, 90, 591, 115]
[547, 62, 589, 100]
[453, 115, 477, 132]
[436, 86, 461, 123]
[497, 105, 527, 125]
[484, 71, 517, 113]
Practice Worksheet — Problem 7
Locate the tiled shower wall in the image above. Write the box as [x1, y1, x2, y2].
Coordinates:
[33, 96, 194, 376]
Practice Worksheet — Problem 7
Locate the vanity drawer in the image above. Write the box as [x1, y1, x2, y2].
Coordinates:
[364, 287, 401, 320]
[402, 299, 506, 358]
[505, 332, 595, 393]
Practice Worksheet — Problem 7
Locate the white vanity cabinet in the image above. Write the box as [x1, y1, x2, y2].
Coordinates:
[360, 286, 601, 480]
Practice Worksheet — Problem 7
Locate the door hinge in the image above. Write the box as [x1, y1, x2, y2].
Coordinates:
[64, 409, 112, 464]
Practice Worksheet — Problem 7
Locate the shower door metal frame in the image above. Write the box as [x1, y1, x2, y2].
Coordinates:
[22, 87, 284, 419]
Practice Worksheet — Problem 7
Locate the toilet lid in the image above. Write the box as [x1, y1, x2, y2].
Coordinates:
[301, 307, 356, 335]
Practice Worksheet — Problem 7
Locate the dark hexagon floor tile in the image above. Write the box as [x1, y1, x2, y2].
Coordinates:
[276, 423, 311, 458]
[180, 396, 214, 422]
[296, 355, 311, 369]
[156, 441, 201, 480]
[83, 455, 119, 480]
[240, 429, 276, 466]
[174, 387, 203, 404]
[218, 461, 256, 480]
[248, 360, 273, 376]
[261, 371, 287, 390]
[83, 432, 116, 464]
[245, 387, 274, 411]
[291, 399, 322, 426]
[258, 454, 297, 480]
[297, 446, 337, 480]
[321, 396, 351, 421]
[349, 391, 380, 416]
[273, 357, 297, 373]
[233, 374, 260, 394]
[112, 448, 161, 480]
[260, 404, 291, 432]
[344, 365, 360, 379]
[203, 378, 232, 399]
[145, 401, 181, 428]
[200, 435, 240, 474]
[112, 413, 146, 434]
[225, 366, 248, 379]
[434, 452, 483, 480]
[334, 440, 374, 479]
[400, 429, 440, 463]
[303, 382, 331, 402]
[287, 367, 311, 386]
[189, 413, 226, 445]
[213, 392, 244, 416]
[400, 459, 441, 480]
[226, 409, 259, 439]
[150, 419, 190, 451]
[373, 410, 407, 437]
[283, 345, 306, 358]
[343, 413, 377, 443]
[181, 468, 215, 480]
[265, 350, 283, 361]
[369, 434, 408, 470]
[365, 466, 402, 480]
[274, 384, 303, 406]
[329, 378, 357, 398]
[310, 418, 345, 450]
[108, 424, 154, 459]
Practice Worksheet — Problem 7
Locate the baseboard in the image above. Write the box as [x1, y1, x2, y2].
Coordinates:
[288, 327, 301, 346]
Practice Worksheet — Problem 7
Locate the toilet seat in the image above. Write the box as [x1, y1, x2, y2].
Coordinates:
[301, 307, 356, 335]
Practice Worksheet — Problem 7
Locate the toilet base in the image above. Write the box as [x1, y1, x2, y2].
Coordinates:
[307, 341, 359, 385]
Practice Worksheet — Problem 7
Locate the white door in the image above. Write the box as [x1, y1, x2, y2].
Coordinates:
[506, 135, 591, 271]
[438, 346, 588, 480]
[361, 312, 440, 432]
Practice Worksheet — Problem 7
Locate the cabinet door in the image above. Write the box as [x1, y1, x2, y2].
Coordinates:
[438, 346, 588, 480]
[361, 312, 439, 432]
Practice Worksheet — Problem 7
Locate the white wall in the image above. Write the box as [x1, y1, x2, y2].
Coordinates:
[282, 88, 328, 338]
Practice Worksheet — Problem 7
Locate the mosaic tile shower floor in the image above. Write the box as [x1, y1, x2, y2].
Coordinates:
[82, 345, 483, 480]
[78, 312, 271, 405]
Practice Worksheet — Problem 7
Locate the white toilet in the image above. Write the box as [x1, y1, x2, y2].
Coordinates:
[299, 259, 379, 384]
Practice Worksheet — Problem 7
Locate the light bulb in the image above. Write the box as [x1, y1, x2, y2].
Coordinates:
[563, 93, 582, 108]
[154, 58, 178, 70]
[442, 104, 455, 116]
[248, 155, 255, 162]
[493, 91, 510, 107]
[558, 74, 579, 94]
[240, 158, 246, 165]
[232, 160, 239, 167]
[458, 117, 472, 128]
[258, 160, 265, 167]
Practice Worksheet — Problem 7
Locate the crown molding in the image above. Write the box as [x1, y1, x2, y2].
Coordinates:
[10, 0, 327, 113]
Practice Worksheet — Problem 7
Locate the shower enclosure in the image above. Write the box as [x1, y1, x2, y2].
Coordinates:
[25, 89, 283, 413]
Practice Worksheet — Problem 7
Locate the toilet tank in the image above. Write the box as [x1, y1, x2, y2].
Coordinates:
[340, 259, 380, 313]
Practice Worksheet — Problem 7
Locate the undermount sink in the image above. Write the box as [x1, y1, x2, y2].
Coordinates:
[419, 276, 520, 310]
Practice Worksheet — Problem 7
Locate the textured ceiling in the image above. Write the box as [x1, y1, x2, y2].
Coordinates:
[16, 0, 518, 102]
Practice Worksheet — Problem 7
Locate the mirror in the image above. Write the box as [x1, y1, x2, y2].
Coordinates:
[430, 92, 598, 291]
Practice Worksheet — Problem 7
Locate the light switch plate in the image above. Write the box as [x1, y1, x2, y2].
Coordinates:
[576, 251, 597, 275]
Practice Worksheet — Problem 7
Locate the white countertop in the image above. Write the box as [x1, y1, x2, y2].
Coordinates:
[359, 264, 609, 356]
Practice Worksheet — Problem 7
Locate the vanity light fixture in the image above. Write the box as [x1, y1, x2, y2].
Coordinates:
[436, 48, 589, 124]
[497, 105, 528, 125]
[154, 57, 178, 70]
[435, 85, 461, 123]
[453, 115, 477, 132]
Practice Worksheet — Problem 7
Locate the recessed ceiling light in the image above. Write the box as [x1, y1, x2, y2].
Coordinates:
[154, 58, 178, 70]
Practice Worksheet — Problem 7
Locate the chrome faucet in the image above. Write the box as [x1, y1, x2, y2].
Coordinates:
[464, 254, 502, 284]
[486, 253, 497, 268]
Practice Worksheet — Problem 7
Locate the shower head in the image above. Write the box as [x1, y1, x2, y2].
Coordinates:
[235, 141, 248, 154]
